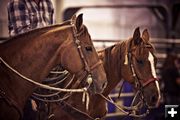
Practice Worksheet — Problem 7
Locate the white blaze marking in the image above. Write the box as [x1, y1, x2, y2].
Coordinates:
[155, 80, 161, 106]
[148, 52, 161, 106]
[148, 52, 157, 78]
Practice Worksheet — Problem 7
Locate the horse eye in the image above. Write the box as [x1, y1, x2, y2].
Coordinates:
[85, 46, 93, 52]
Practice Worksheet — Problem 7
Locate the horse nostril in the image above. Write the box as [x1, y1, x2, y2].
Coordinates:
[151, 95, 157, 103]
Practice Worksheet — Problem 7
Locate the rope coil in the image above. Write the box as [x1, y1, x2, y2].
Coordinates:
[0, 57, 91, 110]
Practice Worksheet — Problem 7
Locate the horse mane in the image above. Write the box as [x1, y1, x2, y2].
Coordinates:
[6, 20, 72, 42]
[104, 43, 122, 79]
[104, 45, 115, 70]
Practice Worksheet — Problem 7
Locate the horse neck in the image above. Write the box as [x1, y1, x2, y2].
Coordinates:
[0, 27, 70, 108]
[102, 42, 125, 96]
[87, 43, 126, 119]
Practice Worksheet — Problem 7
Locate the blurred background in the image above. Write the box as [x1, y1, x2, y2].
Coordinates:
[0, 0, 180, 120]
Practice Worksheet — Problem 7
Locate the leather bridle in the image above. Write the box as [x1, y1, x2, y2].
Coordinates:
[0, 19, 104, 119]
[109, 40, 160, 118]
[96, 41, 160, 119]
[127, 49, 158, 89]
[70, 20, 103, 78]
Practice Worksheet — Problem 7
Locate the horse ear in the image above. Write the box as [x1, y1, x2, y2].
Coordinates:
[75, 14, 83, 32]
[132, 27, 141, 45]
[142, 29, 149, 42]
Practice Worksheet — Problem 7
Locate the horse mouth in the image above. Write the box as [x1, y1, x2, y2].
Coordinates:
[145, 91, 161, 109]
[144, 81, 161, 109]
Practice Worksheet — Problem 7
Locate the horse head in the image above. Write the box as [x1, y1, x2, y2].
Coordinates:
[55, 14, 107, 94]
[121, 27, 161, 108]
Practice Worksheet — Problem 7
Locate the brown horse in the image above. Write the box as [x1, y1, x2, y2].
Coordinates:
[0, 14, 107, 120]
[46, 27, 161, 120]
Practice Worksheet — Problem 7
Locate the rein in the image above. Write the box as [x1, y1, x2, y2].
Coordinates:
[99, 93, 149, 118]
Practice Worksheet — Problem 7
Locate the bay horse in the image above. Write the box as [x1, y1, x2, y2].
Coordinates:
[44, 27, 161, 120]
[0, 14, 107, 120]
